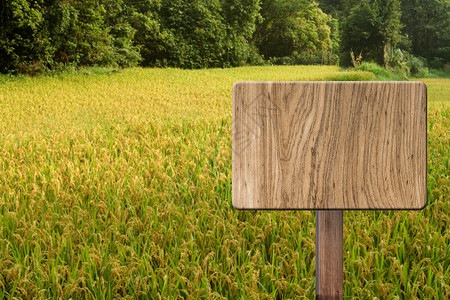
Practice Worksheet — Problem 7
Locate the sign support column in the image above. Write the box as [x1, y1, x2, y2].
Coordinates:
[316, 211, 343, 300]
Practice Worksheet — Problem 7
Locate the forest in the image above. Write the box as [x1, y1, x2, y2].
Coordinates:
[0, 0, 449, 74]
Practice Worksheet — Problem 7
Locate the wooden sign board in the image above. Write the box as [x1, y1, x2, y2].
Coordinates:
[232, 81, 427, 210]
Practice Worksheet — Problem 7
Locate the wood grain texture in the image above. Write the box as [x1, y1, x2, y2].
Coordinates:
[316, 211, 343, 300]
[232, 81, 427, 210]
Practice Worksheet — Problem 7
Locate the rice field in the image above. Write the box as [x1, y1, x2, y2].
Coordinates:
[0, 66, 448, 299]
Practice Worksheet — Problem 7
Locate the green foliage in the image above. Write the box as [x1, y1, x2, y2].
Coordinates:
[332, 0, 448, 68]
[400, 0, 450, 66]
[426, 68, 450, 79]
[0, 0, 264, 72]
[0, 0, 52, 74]
[357, 62, 392, 79]
[126, 0, 170, 67]
[317, 0, 344, 18]
[380, 49, 431, 78]
[47, 0, 139, 68]
[158, 0, 227, 68]
[376, 0, 404, 66]
[326, 17, 341, 65]
[341, 0, 403, 67]
[405, 54, 428, 77]
[103, 0, 141, 67]
[1, 0, 447, 73]
[0, 0, 140, 74]
[147, 0, 262, 68]
[341, 1, 378, 65]
[254, 0, 332, 63]
[220, 0, 263, 66]
[55, 1, 113, 66]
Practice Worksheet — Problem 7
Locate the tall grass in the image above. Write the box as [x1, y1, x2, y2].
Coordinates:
[0, 66, 448, 298]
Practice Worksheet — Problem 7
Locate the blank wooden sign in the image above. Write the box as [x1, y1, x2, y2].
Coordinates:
[232, 81, 427, 210]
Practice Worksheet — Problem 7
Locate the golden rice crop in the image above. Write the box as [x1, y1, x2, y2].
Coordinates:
[0, 66, 448, 299]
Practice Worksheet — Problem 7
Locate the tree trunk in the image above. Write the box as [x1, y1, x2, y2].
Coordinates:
[383, 43, 388, 68]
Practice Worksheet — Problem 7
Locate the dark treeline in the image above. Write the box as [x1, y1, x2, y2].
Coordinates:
[0, 0, 448, 74]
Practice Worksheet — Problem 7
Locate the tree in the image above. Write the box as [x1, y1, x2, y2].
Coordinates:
[317, 0, 344, 18]
[130, 0, 262, 68]
[377, 0, 403, 66]
[400, 0, 450, 66]
[220, 0, 262, 66]
[0, 0, 52, 74]
[158, 0, 229, 68]
[50, 0, 114, 67]
[341, 0, 403, 67]
[253, 0, 332, 62]
[102, 0, 140, 67]
[0, 0, 141, 73]
[125, 0, 171, 67]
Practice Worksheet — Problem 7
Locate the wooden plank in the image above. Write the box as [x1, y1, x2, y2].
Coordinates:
[316, 210, 343, 300]
[232, 81, 427, 209]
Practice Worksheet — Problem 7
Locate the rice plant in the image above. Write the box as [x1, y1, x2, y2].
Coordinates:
[0, 66, 448, 299]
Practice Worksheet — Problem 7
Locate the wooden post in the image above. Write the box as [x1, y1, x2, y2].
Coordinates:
[316, 210, 343, 300]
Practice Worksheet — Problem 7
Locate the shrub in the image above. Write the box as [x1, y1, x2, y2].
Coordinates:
[356, 62, 392, 79]
[355, 61, 408, 80]
[405, 54, 428, 77]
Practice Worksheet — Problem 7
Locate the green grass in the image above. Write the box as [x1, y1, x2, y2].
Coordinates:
[0, 66, 448, 299]
[425, 68, 450, 79]
[355, 62, 407, 81]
